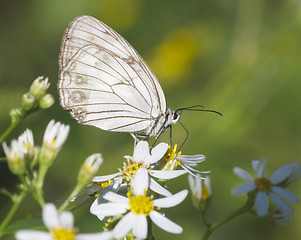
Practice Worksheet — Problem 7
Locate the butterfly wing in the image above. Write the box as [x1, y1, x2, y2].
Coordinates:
[58, 15, 166, 133]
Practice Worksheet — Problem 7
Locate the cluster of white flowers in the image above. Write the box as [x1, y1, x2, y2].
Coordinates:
[76, 140, 208, 239]
[5, 119, 300, 239]
[2, 129, 35, 174]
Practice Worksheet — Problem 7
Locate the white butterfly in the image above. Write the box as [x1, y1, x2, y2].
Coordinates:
[58, 16, 219, 141]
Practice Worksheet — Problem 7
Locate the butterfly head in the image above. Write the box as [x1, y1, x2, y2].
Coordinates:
[171, 110, 182, 124]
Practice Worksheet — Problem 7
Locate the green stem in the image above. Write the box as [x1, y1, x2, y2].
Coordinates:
[32, 164, 49, 208]
[0, 119, 21, 144]
[202, 198, 253, 240]
[58, 184, 84, 213]
[0, 190, 27, 237]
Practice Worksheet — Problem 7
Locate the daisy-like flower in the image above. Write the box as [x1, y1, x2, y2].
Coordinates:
[15, 203, 112, 240]
[39, 120, 70, 164]
[92, 141, 187, 197]
[2, 129, 35, 175]
[231, 159, 300, 216]
[91, 168, 188, 239]
[163, 144, 210, 175]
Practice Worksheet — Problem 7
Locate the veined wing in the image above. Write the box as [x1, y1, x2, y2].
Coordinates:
[58, 16, 166, 130]
[59, 42, 162, 133]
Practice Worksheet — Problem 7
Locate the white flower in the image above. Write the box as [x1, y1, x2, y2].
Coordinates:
[188, 174, 211, 202]
[91, 168, 188, 239]
[2, 129, 34, 175]
[42, 120, 70, 152]
[232, 159, 300, 216]
[39, 120, 70, 164]
[69, 177, 122, 221]
[78, 153, 103, 185]
[163, 144, 210, 175]
[93, 141, 187, 197]
[15, 203, 112, 240]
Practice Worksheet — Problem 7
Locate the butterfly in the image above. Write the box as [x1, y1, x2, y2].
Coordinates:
[58, 15, 221, 143]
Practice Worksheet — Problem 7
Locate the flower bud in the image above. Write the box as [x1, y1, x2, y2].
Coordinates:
[10, 107, 23, 122]
[39, 94, 54, 109]
[188, 174, 211, 211]
[21, 92, 36, 110]
[78, 154, 103, 186]
[29, 76, 50, 100]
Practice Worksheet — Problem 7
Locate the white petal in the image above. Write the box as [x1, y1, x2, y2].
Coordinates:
[113, 212, 136, 239]
[76, 231, 113, 240]
[231, 183, 256, 195]
[92, 172, 121, 182]
[133, 141, 149, 163]
[132, 168, 149, 195]
[149, 211, 182, 234]
[254, 159, 267, 178]
[252, 160, 260, 171]
[269, 192, 293, 214]
[59, 211, 74, 230]
[233, 167, 254, 183]
[132, 214, 148, 239]
[90, 202, 128, 216]
[204, 176, 211, 195]
[153, 190, 188, 208]
[176, 154, 206, 164]
[103, 191, 129, 203]
[269, 164, 293, 184]
[144, 142, 168, 164]
[255, 191, 269, 216]
[150, 178, 172, 197]
[43, 203, 59, 229]
[15, 231, 51, 240]
[271, 186, 299, 203]
[287, 162, 301, 183]
[150, 170, 187, 179]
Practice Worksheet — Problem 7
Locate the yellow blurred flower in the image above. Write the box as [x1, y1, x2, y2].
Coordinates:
[149, 28, 197, 84]
[95, 0, 142, 31]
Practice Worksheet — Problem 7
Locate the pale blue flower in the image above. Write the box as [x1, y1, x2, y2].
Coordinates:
[232, 159, 299, 217]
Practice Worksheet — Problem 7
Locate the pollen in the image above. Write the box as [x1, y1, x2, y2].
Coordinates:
[128, 190, 154, 216]
[52, 227, 75, 240]
[255, 177, 272, 193]
[201, 185, 210, 200]
[163, 144, 181, 162]
[99, 180, 112, 189]
[122, 158, 144, 182]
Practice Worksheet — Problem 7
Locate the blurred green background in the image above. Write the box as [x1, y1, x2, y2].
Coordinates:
[1, 0, 301, 239]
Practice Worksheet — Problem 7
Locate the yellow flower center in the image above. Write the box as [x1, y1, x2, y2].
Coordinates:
[13, 155, 19, 164]
[122, 157, 144, 182]
[52, 228, 75, 240]
[201, 185, 210, 200]
[83, 161, 93, 174]
[128, 190, 154, 216]
[163, 144, 181, 162]
[255, 177, 272, 193]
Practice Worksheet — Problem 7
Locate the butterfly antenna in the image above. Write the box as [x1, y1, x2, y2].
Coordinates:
[175, 105, 223, 117]
[178, 120, 189, 151]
